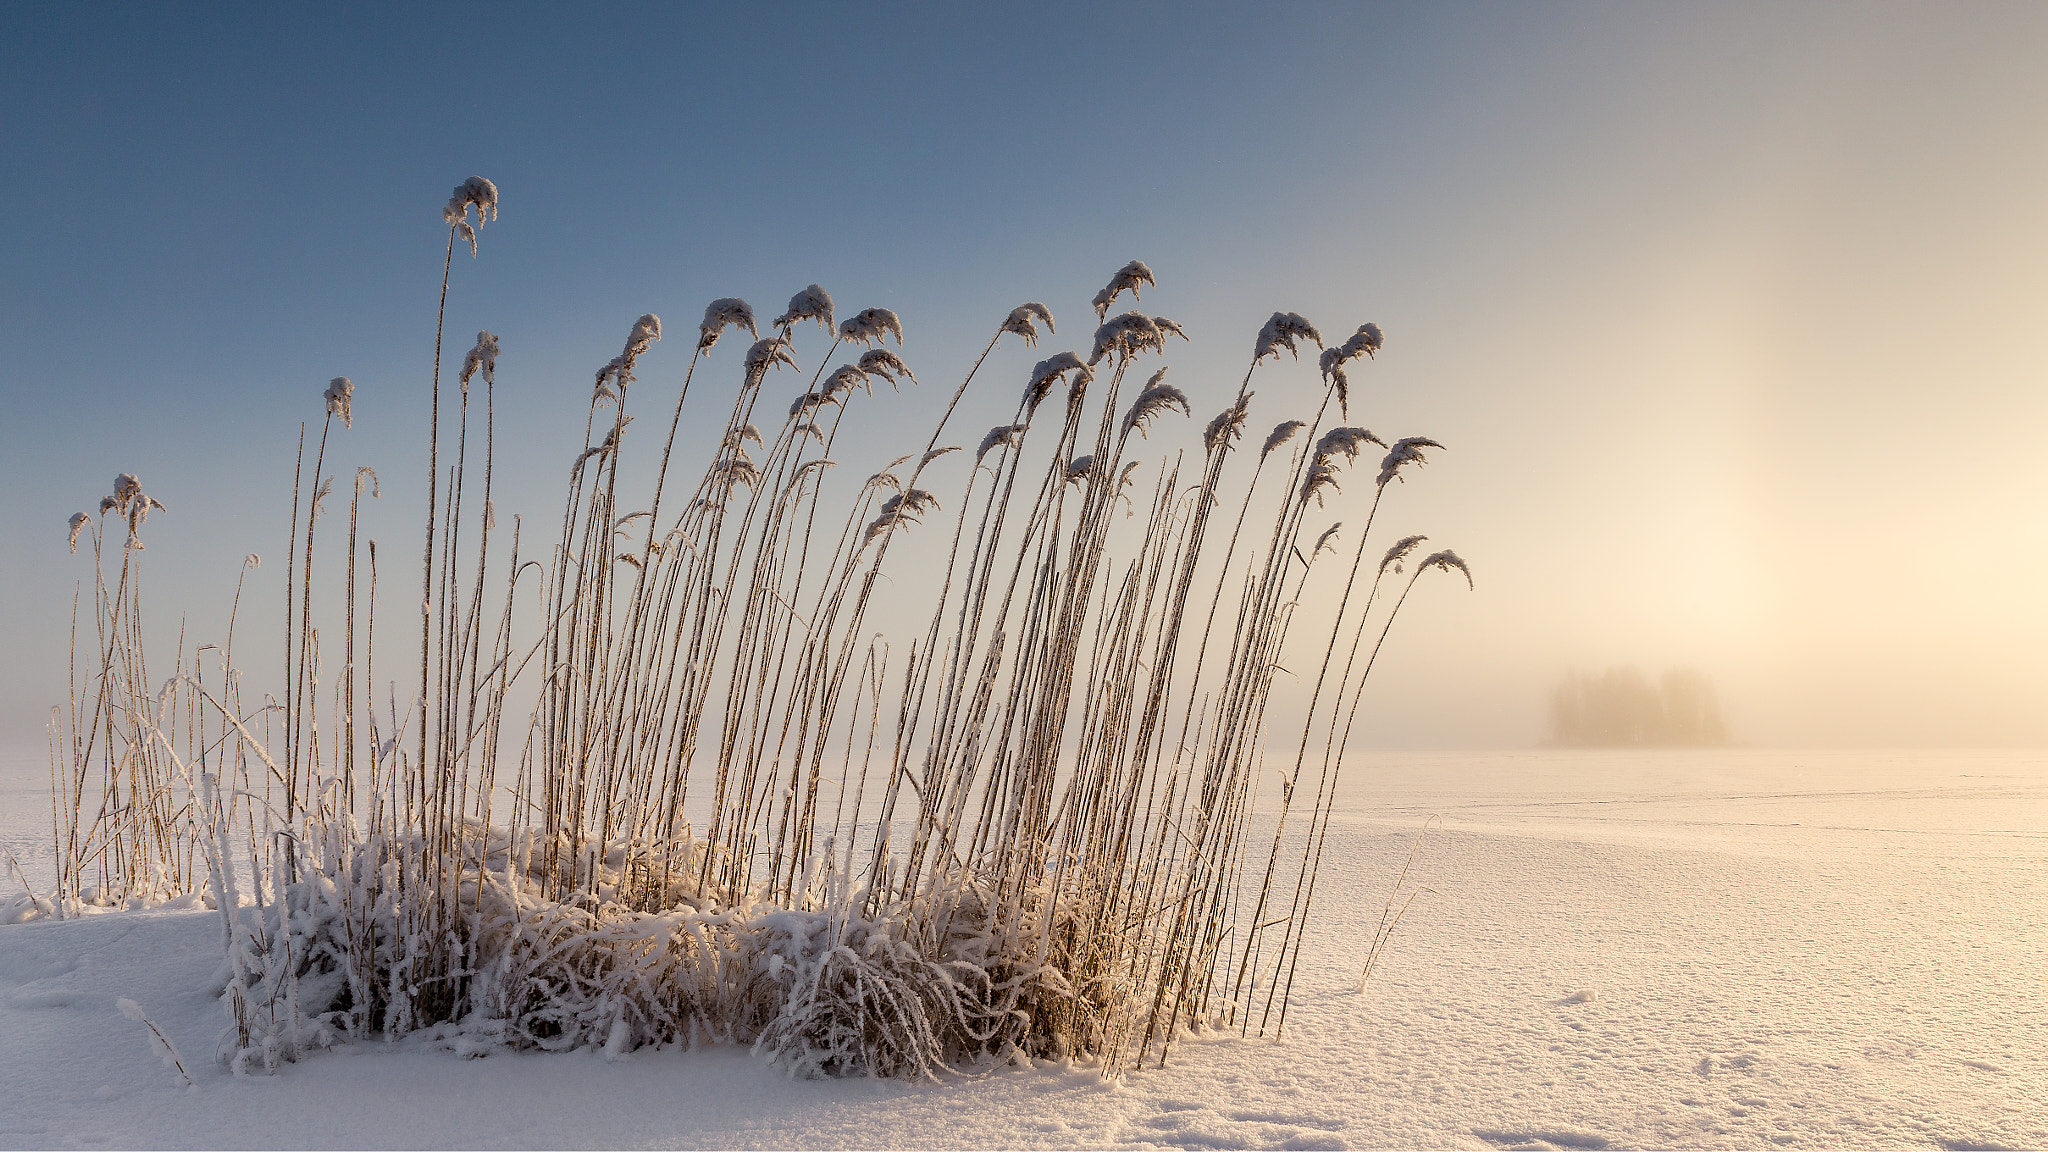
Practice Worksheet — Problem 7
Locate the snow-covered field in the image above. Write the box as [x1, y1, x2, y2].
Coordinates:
[3, 746, 2042, 1150]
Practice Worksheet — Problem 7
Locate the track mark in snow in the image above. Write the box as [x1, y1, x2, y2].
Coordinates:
[5, 986, 81, 1009]
[1226, 1110, 1346, 1131]
[1473, 1127, 1612, 1150]
[1131, 1105, 1350, 1150]
[1953, 1059, 2003, 1073]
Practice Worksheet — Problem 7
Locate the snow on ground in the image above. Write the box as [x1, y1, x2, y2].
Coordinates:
[3, 747, 2043, 1150]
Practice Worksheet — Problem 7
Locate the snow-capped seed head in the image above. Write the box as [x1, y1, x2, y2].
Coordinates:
[858, 348, 916, 385]
[1119, 460, 1141, 489]
[1090, 311, 1165, 366]
[356, 465, 379, 497]
[106, 473, 165, 535]
[442, 176, 498, 242]
[698, 298, 757, 351]
[1152, 316, 1189, 343]
[773, 284, 835, 332]
[1121, 373, 1191, 439]
[825, 364, 872, 398]
[1024, 352, 1090, 417]
[323, 376, 354, 427]
[976, 423, 1029, 463]
[1376, 436, 1444, 488]
[1380, 534, 1428, 575]
[1001, 302, 1055, 346]
[1253, 311, 1324, 363]
[67, 512, 88, 553]
[594, 315, 661, 398]
[1065, 454, 1094, 486]
[838, 307, 903, 348]
[628, 313, 661, 349]
[789, 390, 832, 417]
[737, 423, 764, 448]
[1262, 420, 1308, 458]
[919, 447, 960, 472]
[1314, 522, 1342, 558]
[1203, 393, 1252, 452]
[1314, 426, 1386, 466]
[461, 330, 500, 389]
[1418, 549, 1473, 589]
[1345, 322, 1384, 358]
[744, 335, 797, 375]
[1092, 260, 1156, 321]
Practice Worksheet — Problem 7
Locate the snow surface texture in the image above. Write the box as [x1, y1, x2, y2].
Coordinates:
[3, 747, 2043, 1150]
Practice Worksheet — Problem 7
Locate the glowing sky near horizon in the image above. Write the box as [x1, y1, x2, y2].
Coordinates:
[1, 2, 2042, 751]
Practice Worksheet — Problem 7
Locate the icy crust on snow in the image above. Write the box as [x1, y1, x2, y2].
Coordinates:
[3, 747, 2045, 1150]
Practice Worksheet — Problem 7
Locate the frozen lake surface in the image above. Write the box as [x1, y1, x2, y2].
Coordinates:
[3, 747, 2043, 1149]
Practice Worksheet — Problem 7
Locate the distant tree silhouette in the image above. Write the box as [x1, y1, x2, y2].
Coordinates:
[1547, 666, 1729, 746]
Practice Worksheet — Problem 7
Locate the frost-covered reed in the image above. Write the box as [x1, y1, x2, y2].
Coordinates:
[23, 176, 1473, 1082]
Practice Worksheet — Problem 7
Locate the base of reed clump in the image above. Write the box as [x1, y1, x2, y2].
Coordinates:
[33, 177, 1472, 1081]
[212, 830, 1113, 1080]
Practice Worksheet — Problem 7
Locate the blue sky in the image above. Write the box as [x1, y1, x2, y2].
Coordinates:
[4, 2, 2045, 751]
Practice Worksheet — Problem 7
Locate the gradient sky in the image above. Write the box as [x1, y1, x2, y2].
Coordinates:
[3, 2, 2043, 753]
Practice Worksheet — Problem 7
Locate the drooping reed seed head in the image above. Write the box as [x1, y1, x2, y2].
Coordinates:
[774, 284, 835, 333]
[698, 298, 758, 351]
[1312, 426, 1387, 467]
[825, 365, 872, 399]
[1317, 322, 1384, 417]
[838, 307, 903, 348]
[1314, 522, 1342, 558]
[1000, 302, 1055, 346]
[104, 473, 166, 540]
[1121, 370, 1191, 438]
[1203, 393, 1252, 453]
[1262, 420, 1308, 458]
[1253, 311, 1324, 363]
[1024, 352, 1090, 418]
[461, 331, 500, 390]
[595, 314, 662, 402]
[66, 512, 87, 553]
[442, 175, 498, 255]
[1090, 311, 1166, 366]
[1418, 549, 1474, 589]
[975, 424, 1029, 464]
[1379, 534, 1427, 575]
[1092, 260, 1156, 321]
[857, 349, 916, 386]
[1376, 436, 1444, 488]
[744, 335, 798, 377]
[323, 377, 354, 427]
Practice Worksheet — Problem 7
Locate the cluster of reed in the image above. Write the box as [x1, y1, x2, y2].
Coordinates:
[28, 176, 1470, 1079]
